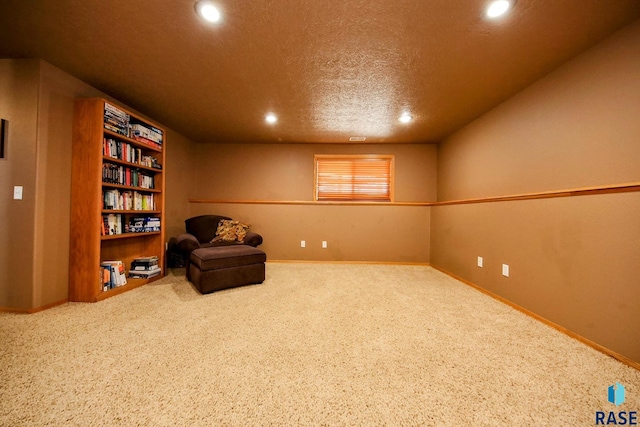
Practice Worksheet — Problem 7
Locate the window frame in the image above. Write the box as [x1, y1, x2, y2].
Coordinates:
[313, 154, 395, 203]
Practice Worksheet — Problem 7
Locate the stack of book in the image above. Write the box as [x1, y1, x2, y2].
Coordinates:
[131, 121, 163, 150]
[104, 103, 130, 137]
[100, 260, 127, 291]
[129, 216, 161, 233]
[129, 256, 161, 279]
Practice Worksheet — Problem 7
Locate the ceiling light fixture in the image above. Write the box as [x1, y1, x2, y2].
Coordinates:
[398, 113, 412, 123]
[195, 0, 221, 23]
[265, 113, 278, 124]
[486, 0, 512, 18]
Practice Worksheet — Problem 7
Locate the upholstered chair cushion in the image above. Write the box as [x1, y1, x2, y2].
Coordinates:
[185, 215, 231, 243]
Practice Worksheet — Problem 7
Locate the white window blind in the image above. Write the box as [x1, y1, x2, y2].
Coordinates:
[314, 155, 394, 202]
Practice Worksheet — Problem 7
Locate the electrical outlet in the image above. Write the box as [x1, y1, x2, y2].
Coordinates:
[502, 264, 510, 277]
[477, 256, 483, 268]
[300, 240, 306, 248]
[322, 241, 327, 249]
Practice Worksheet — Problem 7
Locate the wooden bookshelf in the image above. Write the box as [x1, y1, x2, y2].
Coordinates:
[69, 98, 166, 302]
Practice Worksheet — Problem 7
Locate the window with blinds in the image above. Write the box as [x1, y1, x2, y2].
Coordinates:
[314, 155, 394, 202]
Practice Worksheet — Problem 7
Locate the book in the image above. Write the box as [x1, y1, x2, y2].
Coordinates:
[101, 260, 127, 287]
[100, 266, 110, 292]
[101, 264, 117, 288]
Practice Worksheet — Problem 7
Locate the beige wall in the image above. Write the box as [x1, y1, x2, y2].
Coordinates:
[164, 129, 196, 239]
[0, 59, 109, 310]
[438, 20, 640, 200]
[0, 59, 197, 311]
[33, 62, 107, 308]
[0, 59, 40, 309]
[432, 20, 640, 362]
[189, 143, 436, 262]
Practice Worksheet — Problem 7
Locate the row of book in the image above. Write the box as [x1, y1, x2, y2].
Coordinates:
[100, 260, 127, 290]
[103, 189, 156, 211]
[101, 214, 161, 236]
[100, 256, 161, 291]
[103, 163, 155, 189]
[103, 138, 161, 169]
[103, 103, 164, 150]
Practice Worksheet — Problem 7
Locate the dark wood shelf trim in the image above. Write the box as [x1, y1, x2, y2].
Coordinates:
[188, 199, 432, 207]
[102, 183, 161, 193]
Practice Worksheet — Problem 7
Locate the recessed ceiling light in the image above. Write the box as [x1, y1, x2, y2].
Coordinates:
[486, 0, 511, 18]
[265, 113, 278, 124]
[349, 137, 366, 141]
[398, 113, 412, 123]
[195, 1, 221, 23]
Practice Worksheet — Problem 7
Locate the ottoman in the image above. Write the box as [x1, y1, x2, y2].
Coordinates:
[189, 246, 266, 294]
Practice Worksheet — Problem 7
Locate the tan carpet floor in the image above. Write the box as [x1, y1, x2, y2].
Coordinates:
[1, 263, 638, 426]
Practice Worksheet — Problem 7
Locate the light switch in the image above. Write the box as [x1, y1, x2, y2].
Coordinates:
[13, 186, 23, 200]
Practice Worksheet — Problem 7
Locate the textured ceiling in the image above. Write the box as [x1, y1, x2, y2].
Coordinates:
[1, 0, 639, 143]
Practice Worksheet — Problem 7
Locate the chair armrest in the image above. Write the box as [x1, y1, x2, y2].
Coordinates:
[175, 233, 201, 253]
[243, 231, 263, 247]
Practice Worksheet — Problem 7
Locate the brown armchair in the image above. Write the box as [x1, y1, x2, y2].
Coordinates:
[169, 215, 263, 272]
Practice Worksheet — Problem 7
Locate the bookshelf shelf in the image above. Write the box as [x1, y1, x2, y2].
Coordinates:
[102, 182, 162, 193]
[101, 231, 162, 241]
[103, 156, 163, 173]
[69, 98, 166, 303]
[94, 277, 158, 302]
[102, 210, 162, 214]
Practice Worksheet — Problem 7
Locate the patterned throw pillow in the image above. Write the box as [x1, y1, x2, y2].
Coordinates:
[211, 220, 250, 243]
